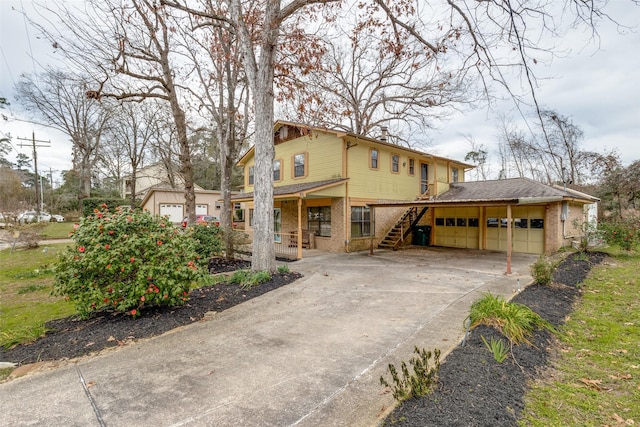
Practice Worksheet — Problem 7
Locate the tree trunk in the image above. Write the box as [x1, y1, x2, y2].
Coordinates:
[218, 125, 235, 260]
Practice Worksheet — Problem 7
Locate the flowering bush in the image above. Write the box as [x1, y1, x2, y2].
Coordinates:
[598, 216, 640, 251]
[187, 223, 224, 268]
[53, 205, 206, 318]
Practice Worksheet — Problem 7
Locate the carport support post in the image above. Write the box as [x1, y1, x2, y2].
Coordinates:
[297, 198, 303, 260]
[506, 204, 512, 274]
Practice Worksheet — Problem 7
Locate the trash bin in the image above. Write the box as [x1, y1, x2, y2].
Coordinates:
[412, 225, 431, 246]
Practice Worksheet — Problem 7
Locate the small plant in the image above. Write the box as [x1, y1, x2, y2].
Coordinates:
[53, 205, 206, 318]
[481, 335, 509, 363]
[530, 255, 555, 286]
[598, 216, 639, 251]
[380, 347, 441, 402]
[17, 284, 48, 294]
[277, 264, 290, 273]
[228, 269, 272, 289]
[468, 293, 555, 345]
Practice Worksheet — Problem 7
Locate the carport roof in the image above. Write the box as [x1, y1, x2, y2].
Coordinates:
[368, 177, 599, 207]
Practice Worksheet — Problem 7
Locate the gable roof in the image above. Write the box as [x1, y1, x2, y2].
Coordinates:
[237, 121, 474, 169]
[231, 178, 348, 202]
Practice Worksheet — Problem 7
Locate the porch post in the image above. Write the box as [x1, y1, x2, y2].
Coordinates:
[297, 197, 303, 260]
[506, 204, 512, 274]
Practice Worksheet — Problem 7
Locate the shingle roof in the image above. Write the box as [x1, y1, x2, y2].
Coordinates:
[231, 178, 348, 200]
[434, 177, 598, 203]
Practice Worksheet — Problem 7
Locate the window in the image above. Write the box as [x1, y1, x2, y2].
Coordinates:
[408, 158, 415, 175]
[515, 218, 528, 228]
[370, 149, 379, 169]
[487, 217, 499, 227]
[248, 166, 254, 185]
[530, 219, 544, 229]
[249, 209, 254, 226]
[308, 206, 332, 237]
[435, 217, 444, 226]
[451, 168, 459, 183]
[274, 208, 282, 243]
[351, 206, 372, 237]
[420, 163, 429, 194]
[391, 154, 400, 173]
[446, 218, 455, 227]
[468, 218, 479, 227]
[293, 153, 306, 178]
[273, 159, 281, 181]
[457, 218, 466, 227]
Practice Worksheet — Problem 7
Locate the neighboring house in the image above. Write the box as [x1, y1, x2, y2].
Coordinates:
[233, 121, 473, 257]
[140, 186, 241, 224]
[234, 121, 599, 258]
[121, 163, 202, 200]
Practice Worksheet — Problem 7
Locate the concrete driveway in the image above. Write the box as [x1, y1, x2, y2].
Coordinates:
[0, 247, 537, 426]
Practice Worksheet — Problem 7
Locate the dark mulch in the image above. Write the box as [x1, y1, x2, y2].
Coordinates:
[1, 258, 301, 365]
[384, 251, 605, 427]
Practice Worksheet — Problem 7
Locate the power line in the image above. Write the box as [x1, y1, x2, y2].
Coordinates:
[17, 132, 50, 214]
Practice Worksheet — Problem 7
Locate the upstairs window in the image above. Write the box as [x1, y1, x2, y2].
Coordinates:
[408, 158, 415, 175]
[273, 159, 281, 181]
[391, 154, 400, 173]
[293, 153, 306, 178]
[451, 167, 459, 183]
[370, 149, 379, 170]
[248, 166, 254, 185]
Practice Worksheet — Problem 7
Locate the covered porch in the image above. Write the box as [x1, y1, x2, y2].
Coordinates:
[231, 178, 348, 260]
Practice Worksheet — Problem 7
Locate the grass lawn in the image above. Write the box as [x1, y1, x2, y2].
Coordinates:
[0, 243, 75, 349]
[520, 248, 640, 426]
[40, 222, 76, 239]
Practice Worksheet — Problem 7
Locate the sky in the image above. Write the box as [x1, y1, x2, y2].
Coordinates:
[1, 1, 639, 186]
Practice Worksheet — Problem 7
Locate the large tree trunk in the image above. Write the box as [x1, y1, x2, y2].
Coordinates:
[218, 125, 235, 260]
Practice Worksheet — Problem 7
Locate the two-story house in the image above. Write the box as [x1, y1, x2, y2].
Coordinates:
[234, 121, 599, 259]
[233, 121, 472, 257]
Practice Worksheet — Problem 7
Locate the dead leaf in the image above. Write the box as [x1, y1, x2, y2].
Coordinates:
[580, 378, 602, 390]
[614, 413, 625, 423]
[87, 381, 97, 388]
[107, 336, 116, 342]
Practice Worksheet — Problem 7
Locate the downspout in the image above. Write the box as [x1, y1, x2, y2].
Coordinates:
[297, 197, 303, 260]
[344, 139, 351, 252]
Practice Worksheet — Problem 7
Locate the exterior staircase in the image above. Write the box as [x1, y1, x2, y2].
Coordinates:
[378, 206, 429, 250]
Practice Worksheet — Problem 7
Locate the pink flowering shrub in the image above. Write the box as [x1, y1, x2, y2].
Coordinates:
[53, 205, 205, 318]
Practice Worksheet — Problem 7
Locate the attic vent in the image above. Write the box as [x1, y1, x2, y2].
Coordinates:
[280, 126, 288, 140]
[380, 126, 388, 142]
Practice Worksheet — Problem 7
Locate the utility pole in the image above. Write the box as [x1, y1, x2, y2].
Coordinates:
[17, 132, 51, 216]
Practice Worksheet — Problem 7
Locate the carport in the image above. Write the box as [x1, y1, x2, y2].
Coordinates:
[369, 178, 599, 273]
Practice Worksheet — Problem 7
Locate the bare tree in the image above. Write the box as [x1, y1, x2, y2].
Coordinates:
[15, 69, 110, 210]
[31, 0, 201, 221]
[103, 101, 161, 208]
[463, 136, 490, 181]
[279, 17, 471, 147]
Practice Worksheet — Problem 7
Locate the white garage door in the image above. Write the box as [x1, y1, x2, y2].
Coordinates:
[196, 204, 208, 215]
[160, 204, 184, 223]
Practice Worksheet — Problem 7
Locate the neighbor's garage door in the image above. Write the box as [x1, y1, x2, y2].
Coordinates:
[196, 204, 208, 215]
[160, 204, 184, 223]
[433, 207, 480, 249]
[485, 206, 545, 254]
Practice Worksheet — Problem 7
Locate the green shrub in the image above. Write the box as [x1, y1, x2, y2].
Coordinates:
[81, 198, 132, 217]
[188, 223, 224, 267]
[598, 216, 640, 251]
[380, 347, 441, 402]
[481, 336, 509, 363]
[276, 264, 290, 273]
[468, 293, 554, 345]
[53, 205, 206, 318]
[530, 255, 555, 285]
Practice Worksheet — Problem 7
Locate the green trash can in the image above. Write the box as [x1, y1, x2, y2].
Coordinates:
[413, 225, 431, 246]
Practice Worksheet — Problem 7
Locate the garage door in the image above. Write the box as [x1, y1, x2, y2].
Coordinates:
[196, 204, 208, 215]
[433, 207, 480, 249]
[160, 204, 184, 223]
[485, 206, 545, 254]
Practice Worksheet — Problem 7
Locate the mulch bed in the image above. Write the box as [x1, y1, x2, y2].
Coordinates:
[383, 251, 605, 426]
[0, 258, 300, 365]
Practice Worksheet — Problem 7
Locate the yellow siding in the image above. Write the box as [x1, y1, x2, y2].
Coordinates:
[243, 132, 344, 192]
[347, 140, 425, 201]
